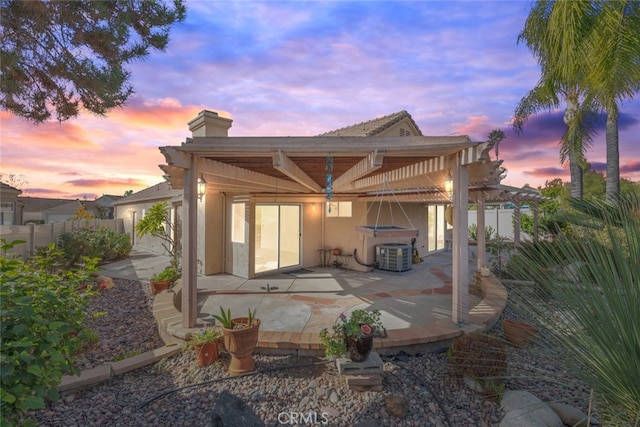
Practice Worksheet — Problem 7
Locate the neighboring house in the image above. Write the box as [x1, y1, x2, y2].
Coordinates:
[40, 199, 96, 223]
[159, 109, 517, 327]
[17, 195, 122, 224]
[0, 182, 22, 225]
[19, 197, 75, 224]
[94, 194, 124, 219]
[113, 182, 182, 255]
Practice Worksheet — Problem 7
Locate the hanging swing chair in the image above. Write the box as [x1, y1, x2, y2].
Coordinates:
[355, 174, 419, 238]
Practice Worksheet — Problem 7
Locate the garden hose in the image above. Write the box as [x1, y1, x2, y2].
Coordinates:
[137, 359, 333, 409]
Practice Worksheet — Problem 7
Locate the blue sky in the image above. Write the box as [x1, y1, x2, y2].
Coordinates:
[1, 0, 639, 199]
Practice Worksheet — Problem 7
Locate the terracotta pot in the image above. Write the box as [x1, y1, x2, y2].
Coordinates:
[150, 279, 170, 295]
[222, 317, 260, 376]
[503, 319, 537, 347]
[194, 341, 219, 366]
[332, 248, 342, 256]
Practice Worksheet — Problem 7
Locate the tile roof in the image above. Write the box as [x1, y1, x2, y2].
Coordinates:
[18, 197, 74, 212]
[42, 200, 95, 214]
[317, 110, 423, 137]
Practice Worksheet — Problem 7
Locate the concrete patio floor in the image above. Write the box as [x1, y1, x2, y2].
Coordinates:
[100, 248, 507, 356]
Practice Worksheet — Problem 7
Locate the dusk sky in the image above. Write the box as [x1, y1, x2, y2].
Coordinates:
[1, 1, 639, 200]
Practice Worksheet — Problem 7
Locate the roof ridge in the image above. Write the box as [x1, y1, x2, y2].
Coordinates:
[317, 110, 422, 137]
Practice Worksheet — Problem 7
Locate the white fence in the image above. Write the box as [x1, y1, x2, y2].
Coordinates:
[468, 208, 532, 241]
[0, 219, 125, 260]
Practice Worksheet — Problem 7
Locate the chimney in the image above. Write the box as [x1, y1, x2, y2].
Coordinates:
[188, 110, 233, 137]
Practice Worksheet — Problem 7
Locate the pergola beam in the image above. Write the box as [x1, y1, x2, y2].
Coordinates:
[352, 156, 449, 191]
[272, 150, 323, 192]
[333, 150, 384, 191]
[201, 158, 308, 193]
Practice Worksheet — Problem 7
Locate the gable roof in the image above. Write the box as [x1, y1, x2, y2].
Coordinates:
[42, 200, 95, 214]
[18, 197, 74, 212]
[113, 182, 182, 205]
[317, 110, 423, 137]
[0, 182, 22, 196]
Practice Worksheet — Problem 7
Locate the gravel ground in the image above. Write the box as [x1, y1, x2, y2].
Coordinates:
[26, 278, 592, 427]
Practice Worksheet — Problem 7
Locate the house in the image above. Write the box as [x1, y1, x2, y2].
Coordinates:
[0, 182, 22, 225]
[15, 194, 122, 225]
[159, 109, 511, 328]
[18, 197, 72, 225]
[94, 194, 124, 219]
[113, 182, 182, 253]
[40, 199, 97, 223]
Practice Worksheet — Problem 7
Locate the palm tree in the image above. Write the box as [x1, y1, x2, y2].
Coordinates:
[514, 0, 599, 199]
[584, 1, 640, 202]
[487, 129, 506, 160]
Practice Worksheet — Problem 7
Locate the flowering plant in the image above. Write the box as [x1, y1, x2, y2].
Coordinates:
[319, 309, 384, 358]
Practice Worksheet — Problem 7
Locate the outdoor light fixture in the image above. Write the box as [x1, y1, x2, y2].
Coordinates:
[444, 170, 453, 198]
[197, 174, 206, 201]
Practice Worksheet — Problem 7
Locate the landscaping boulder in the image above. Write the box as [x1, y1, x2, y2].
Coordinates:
[549, 402, 600, 427]
[210, 391, 264, 427]
[500, 390, 563, 427]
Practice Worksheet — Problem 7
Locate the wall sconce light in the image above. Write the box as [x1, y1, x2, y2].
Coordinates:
[197, 174, 206, 201]
[444, 170, 453, 198]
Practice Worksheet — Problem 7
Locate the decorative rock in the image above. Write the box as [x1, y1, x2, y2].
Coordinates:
[354, 418, 379, 427]
[549, 402, 599, 427]
[96, 275, 115, 290]
[500, 391, 563, 427]
[210, 391, 264, 427]
[385, 395, 409, 418]
[329, 391, 339, 403]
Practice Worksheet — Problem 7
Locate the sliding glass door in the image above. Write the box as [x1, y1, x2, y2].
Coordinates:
[427, 204, 448, 252]
[254, 204, 301, 273]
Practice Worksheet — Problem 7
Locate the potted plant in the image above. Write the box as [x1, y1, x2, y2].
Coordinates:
[135, 201, 181, 288]
[149, 266, 180, 294]
[212, 306, 260, 376]
[319, 308, 384, 362]
[188, 326, 223, 366]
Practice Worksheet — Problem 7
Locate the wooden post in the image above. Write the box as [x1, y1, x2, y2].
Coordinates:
[182, 156, 198, 328]
[476, 194, 486, 269]
[451, 154, 469, 325]
[533, 202, 539, 242]
[513, 203, 521, 246]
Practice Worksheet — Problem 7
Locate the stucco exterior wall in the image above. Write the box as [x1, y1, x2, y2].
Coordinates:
[202, 192, 224, 275]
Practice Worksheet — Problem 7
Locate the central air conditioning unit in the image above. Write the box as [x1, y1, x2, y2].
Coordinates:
[375, 243, 412, 272]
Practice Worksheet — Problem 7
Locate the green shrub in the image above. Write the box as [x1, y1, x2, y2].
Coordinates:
[0, 241, 98, 426]
[509, 195, 640, 424]
[57, 227, 131, 267]
[468, 224, 495, 241]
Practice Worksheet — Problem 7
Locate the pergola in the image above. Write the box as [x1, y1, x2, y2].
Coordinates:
[160, 119, 510, 329]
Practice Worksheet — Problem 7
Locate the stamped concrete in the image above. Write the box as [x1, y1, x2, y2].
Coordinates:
[99, 247, 506, 357]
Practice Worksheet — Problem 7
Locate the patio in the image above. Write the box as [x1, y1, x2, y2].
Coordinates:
[148, 249, 507, 356]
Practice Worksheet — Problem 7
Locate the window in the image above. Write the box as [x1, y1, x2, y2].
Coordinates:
[326, 201, 352, 217]
[0, 202, 15, 225]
